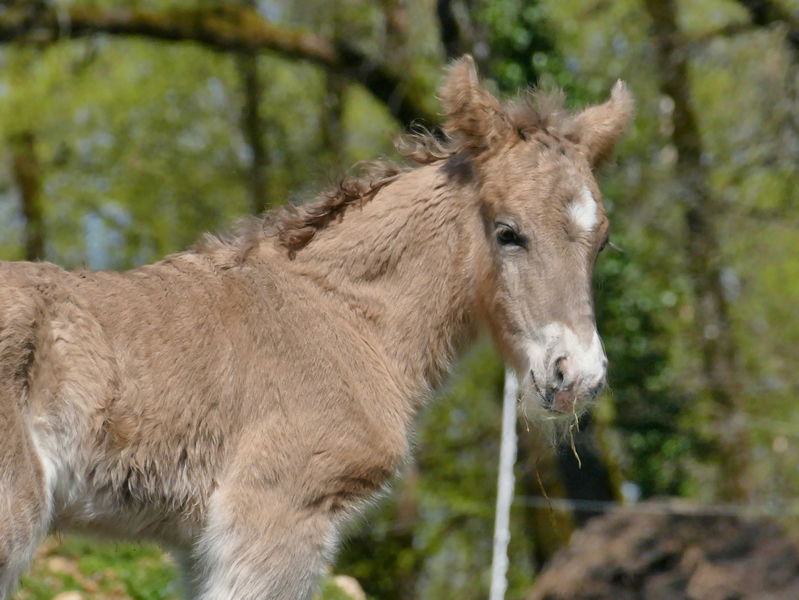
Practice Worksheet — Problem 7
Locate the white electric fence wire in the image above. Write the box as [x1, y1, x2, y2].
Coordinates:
[489, 368, 519, 600]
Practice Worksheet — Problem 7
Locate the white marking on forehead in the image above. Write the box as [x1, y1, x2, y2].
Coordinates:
[568, 185, 598, 232]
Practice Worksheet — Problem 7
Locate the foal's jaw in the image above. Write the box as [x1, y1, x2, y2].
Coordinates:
[518, 322, 608, 417]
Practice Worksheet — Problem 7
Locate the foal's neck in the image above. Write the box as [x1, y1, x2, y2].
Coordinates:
[288, 163, 486, 402]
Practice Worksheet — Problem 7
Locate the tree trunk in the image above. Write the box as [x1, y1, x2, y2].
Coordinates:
[237, 51, 270, 214]
[320, 71, 345, 163]
[643, 0, 749, 500]
[235, 0, 269, 214]
[516, 429, 574, 569]
[437, 0, 470, 60]
[9, 130, 45, 261]
[383, 0, 410, 60]
[555, 416, 617, 526]
[436, 0, 489, 74]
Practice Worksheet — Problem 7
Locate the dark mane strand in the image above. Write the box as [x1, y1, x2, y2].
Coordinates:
[273, 162, 405, 258]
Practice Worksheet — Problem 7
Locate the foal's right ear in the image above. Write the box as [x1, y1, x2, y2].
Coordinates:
[439, 56, 509, 154]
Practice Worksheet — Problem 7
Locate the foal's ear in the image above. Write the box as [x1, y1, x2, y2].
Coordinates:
[565, 81, 634, 167]
[439, 55, 509, 154]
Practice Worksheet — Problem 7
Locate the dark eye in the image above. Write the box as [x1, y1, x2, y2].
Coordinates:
[495, 224, 525, 248]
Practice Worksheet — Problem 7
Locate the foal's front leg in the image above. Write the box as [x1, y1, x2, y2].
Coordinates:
[0, 412, 52, 600]
[194, 486, 337, 600]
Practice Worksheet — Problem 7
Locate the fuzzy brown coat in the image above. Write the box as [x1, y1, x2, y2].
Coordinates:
[0, 57, 633, 599]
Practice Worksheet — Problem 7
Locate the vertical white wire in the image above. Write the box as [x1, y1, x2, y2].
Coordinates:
[489, 368, 518, 600]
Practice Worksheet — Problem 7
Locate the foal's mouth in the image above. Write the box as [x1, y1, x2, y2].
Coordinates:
[529, 370, 576, 415]
[545, 388, 578, 414]
[527, 362, 606, 416]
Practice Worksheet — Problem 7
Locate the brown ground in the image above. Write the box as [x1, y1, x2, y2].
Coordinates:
[529, 500, 799, 600]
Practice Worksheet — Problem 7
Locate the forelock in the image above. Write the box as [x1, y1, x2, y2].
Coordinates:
[506, 88, 570, 139]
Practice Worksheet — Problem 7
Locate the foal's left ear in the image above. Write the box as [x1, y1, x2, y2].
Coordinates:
[439, 55, 509, 154]
[565, 81, 634, 167]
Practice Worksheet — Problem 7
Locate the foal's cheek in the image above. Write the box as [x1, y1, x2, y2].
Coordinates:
[499, 260, 529, 301]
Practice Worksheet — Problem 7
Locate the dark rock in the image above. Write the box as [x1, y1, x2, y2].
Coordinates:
[529, 500, 799, 600]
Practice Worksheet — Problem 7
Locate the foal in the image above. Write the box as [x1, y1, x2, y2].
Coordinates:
[0, 57, 632, 599]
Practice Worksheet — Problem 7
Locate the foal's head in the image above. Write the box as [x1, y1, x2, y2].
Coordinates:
[441, 57, 633, 418]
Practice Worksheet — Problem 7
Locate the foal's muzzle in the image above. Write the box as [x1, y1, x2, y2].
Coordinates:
[528, 333, 608, 414]
[539, 355, 606, 413]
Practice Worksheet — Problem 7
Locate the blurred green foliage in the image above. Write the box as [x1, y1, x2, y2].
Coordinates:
[2, 0, 798, 599]
[15, 536, 178, 600]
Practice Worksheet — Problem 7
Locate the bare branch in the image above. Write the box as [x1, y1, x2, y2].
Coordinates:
[9, 131, 45, 261]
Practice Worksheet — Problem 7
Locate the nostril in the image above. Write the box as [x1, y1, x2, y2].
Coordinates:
[554, 356, 568, 389]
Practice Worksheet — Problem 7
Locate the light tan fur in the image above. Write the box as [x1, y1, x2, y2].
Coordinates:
[0, 56, 632, 599]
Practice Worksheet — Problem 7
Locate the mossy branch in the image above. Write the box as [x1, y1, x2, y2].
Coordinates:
[0, 5, 438, 125]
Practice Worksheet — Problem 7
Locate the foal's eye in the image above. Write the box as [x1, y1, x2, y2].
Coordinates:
[495, 224, 525, 248]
